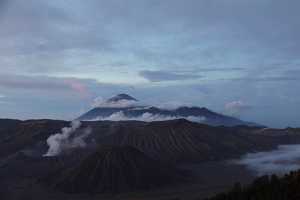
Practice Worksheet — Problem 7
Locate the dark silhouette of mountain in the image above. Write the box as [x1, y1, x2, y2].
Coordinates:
[96, 119, 286, 163]
[0, 119, 68, 158]
[1, 119, 300, 199]
[205, 170, 300, 200]
[45, 146, 182, 194]
[107, 93, 138, 102]
[78, 94, 260, 127]
[0, 119, 299, 163]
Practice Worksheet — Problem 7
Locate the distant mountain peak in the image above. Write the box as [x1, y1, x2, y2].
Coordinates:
[78, 94, 261, 127]
[107, 94, 138, 102]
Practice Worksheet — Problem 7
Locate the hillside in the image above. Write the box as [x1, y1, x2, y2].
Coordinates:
[45, 146, 183, 194]
[0, 119, 299, 163]
[96, 119, 299, 163]
[206, 170, 300, 200]
[1, 119, 300, 199]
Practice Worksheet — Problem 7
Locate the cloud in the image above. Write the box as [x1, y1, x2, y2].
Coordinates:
[0, 0, 300, 128]
[227, 77, 300, 82]
[139, 70, 203, 82]
[189, 67, 246, 72]
[1, 0, 300, 79]
[0, 94, 7, 104]
[89, 111, 206, 123]
[225, 100, 252, 117]
[0, 74, 95, 97]
[236, 144, 300, 176]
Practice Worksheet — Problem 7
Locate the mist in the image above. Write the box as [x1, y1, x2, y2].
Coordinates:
[89, 111, 206, 123]
[236, 144, 300, 176]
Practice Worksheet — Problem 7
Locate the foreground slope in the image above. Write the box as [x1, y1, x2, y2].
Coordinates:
[0, 119, 299, 163]
[97, 119, 299, 163]
[206, 170, 300, 200]
[1, 119, 300, 199]
[45, 146, 182, 194]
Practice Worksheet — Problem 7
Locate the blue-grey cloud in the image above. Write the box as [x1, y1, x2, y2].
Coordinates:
[0, 74, 96, 98]
[0, 0, 299, 128]
[224, 100, 253, 117]
[180, 67, 246, 72]
[139, 70, 203, 82]
[226, 76, 300, 82]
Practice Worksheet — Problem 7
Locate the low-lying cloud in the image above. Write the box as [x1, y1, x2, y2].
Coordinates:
[236, 144, 300, 176]
[89, 111, 206, 123]
[44, 121, 91, 157]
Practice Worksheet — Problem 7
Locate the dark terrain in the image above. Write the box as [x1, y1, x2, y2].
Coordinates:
[44, 146, 183, 194]
[1, 118, 300, 199]
[206, 170, 300, 200]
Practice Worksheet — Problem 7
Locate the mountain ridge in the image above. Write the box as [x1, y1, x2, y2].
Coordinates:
[107, 93, 138, 102]
[78, 94, 261, 127]
[44, 145, 183, 194]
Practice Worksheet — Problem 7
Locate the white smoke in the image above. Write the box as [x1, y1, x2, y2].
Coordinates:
[44, 121, 91, 157]
[236, 144, 300, 176]
[225, 100, 252, 117]
[89, 111, 206, 123]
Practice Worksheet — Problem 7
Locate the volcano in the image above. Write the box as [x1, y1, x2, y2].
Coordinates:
[78, 94, 260, 127]
[107, 93, 138, 102]
[46, 146, 182, 194]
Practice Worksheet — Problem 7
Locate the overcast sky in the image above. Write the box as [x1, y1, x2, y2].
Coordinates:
[0, 0, 299, 128]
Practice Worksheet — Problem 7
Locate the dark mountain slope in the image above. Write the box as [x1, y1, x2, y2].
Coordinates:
[0, 119, 299, 163]
[107, 93, 138, 102]
[206, 170, 300, 200]
[1, 119, 300, 199]
[45, 146, 182, 194]
[0, 119, 68, 158]
[97, 119, 300, 163]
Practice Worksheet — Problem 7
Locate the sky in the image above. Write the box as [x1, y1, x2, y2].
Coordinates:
[0, 0, 300, 128]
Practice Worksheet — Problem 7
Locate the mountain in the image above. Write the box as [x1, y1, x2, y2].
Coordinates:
[78, 94, 260, 127]
[44, 146, 182, 194]
[96, 119, 291, 163]
[107, 93, 138, 102]
[1, 119, 300, 199]
[0, 119, 298, 163]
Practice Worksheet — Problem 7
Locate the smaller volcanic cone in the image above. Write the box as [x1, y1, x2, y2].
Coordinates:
[46, 146, 182, 194]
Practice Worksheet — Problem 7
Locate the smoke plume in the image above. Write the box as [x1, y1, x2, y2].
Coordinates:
[44, 121, 91, 157]
[225, 100, 252, 117]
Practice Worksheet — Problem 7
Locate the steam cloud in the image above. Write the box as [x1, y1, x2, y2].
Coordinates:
[225, 100, 252, 117]
[90, 111, 206, 123]
[44, 121, 91, 157]
[236, 144, 300, 175]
